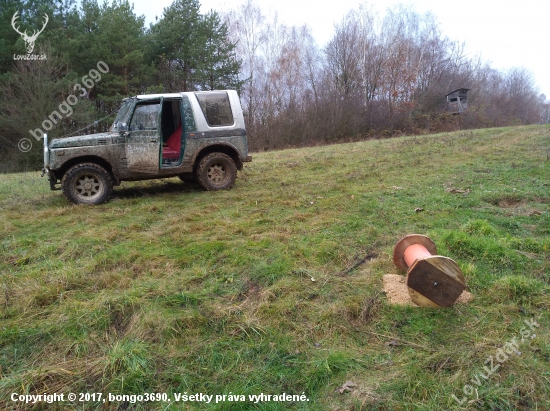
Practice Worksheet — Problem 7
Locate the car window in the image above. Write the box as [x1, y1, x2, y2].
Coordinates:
[195, 92, 233, 127]
[181, 95, 197, 132]
[130, 103, 160, 130]
[111, 99, 134, 131]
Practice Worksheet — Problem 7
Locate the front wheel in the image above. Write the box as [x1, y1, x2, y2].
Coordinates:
[62, 163, 113, 205]
[196, 152, 237, 191]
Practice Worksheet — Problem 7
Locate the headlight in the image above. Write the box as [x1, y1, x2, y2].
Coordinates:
[43, 134, 49, 168]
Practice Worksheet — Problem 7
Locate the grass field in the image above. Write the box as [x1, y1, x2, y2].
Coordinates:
[1, 125, 549, 410]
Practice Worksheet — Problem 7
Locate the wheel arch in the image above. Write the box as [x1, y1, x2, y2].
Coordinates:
[55, 156, 118, 185]
[192, 143, 243, 171]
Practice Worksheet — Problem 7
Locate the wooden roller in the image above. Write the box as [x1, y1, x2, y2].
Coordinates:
[393, 234, 465, 307]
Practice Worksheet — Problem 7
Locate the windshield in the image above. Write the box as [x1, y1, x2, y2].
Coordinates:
[111, 99, 135, 131]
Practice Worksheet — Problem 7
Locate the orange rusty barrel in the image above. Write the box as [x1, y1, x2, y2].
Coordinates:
[393, 234, 466, 307]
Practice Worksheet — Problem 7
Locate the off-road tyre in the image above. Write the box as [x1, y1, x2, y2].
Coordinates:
[62, 163, 113, 205]
[196, 152, 237, 191]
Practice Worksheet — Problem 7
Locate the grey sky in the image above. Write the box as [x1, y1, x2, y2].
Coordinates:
[132, 0, 549, 97]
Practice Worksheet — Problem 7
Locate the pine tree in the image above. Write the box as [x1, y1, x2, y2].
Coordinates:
[150, 0, 241, 92]
[196, 10, 242, 91]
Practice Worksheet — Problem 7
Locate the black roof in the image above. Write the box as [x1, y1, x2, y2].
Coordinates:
[445, 88, 470, 97]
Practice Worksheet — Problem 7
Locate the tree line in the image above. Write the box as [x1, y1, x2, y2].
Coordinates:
[226, 1, 547, 150]
[0, 0, 547, 171]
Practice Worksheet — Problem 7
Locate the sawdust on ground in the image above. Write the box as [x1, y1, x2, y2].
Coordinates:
[382, 274, 473, 306]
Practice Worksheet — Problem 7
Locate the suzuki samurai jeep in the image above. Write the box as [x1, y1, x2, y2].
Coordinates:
[42, 90, 251, 205]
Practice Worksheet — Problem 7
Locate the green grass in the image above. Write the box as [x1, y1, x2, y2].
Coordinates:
[1, 125, 549, 410]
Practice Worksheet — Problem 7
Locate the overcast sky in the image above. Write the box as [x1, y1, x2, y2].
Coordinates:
[132, 0, 549, 98]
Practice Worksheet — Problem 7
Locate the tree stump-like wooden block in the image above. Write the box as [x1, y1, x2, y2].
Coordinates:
[393, 234, 466, 307]
[406, 256, 465, 307]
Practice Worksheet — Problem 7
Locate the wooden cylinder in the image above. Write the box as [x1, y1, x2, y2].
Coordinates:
[404, 244, 432, 267]
[393, 234, 466, 307]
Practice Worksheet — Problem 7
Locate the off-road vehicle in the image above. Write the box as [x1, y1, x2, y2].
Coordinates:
[42, 90, 251, 204]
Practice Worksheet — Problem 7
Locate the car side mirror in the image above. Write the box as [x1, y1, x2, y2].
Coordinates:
[117, 122, 128, 133]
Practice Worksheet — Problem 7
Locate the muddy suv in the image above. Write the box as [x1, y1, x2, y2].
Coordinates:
[43, 90, 251, 204]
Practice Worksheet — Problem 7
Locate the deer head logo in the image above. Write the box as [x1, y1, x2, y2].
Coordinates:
[11, 11, 49, 54]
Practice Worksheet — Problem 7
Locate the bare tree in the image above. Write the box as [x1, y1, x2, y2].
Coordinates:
[224, 1, 544, 150]
[325, 12, 361, 97]
[0, 46, 95, 171]
[225, 0, 266, 136]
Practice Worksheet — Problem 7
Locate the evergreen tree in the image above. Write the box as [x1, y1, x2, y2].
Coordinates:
[150, 0, 202, 91]
[150, 0, 241, 92]
[0, 0, 78, 74]
[197, 10, 242, 91]
[67, 0, 151, 112]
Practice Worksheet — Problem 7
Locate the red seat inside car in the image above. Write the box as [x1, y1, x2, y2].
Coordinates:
[162, 125, 182, 159]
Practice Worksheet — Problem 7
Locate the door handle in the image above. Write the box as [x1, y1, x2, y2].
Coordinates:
[151, 137, 158, 143]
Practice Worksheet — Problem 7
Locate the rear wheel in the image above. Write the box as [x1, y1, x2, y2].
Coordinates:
[196, 152, 237, 191]
[62, 163, 113, 205]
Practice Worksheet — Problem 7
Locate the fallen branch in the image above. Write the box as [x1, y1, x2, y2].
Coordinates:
[336, 253, 377, 277]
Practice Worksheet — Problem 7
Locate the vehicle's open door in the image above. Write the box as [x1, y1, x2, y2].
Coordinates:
[126, 98, 162, 174]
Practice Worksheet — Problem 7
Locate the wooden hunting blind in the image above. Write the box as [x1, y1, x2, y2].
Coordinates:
[446, 88, 470, 114]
